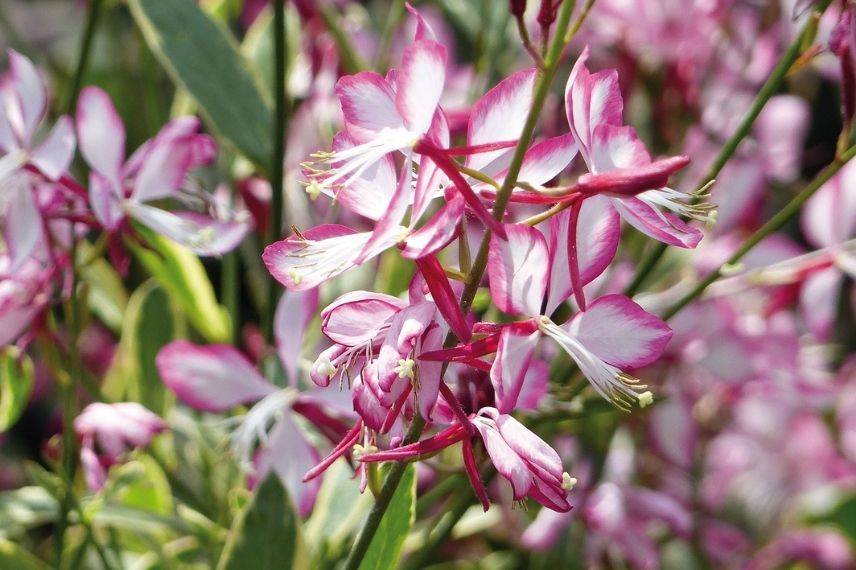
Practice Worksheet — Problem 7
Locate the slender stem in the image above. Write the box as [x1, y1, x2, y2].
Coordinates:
[404, 490, 472, 570]
[343, 414, 425, 570]
[264, 0, 288, 344]
[222, 190, 240, 344]
[65, 0, 104, 112]
[373, 0, 407, 72]
[664, 145, 856, 320]
[623, 0, 833, 297]
[343, 3, 585, 568]
[318, 2, 369, 74]
[54, 1, 105, 563]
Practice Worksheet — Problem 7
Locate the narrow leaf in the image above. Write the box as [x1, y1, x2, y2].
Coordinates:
[218, 474, 306, 570]
[359, 464, 417, 570]
[128, 0, 272, 167]
[0, 348, 34, 432]
[128, 226, 231, 343]
[103, 280, 176, 414]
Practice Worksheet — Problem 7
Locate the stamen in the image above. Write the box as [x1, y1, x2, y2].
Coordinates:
[561, 472, 577, 491]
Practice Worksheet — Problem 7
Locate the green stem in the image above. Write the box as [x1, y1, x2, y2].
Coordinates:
[623, 0, 832, 297]
[663, 145, 856, 320]
[404, 490, 472, 570]
[373, 0, 407, 72]
[65, 0, 104, 113]
[342, 414, 426, 570]
[342, 3, 585, 568]
[54, 1, 105, 563]
[318, 2, 369, 74]
[264, 0, 288, 344]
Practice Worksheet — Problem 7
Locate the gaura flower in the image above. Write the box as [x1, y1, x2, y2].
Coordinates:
[309, 280, 449, 429]
[156, 289, 352, 516]
[423, 222, 672, 411]
[74, 402, 167, 491]
[564, 47, 707, 249]
[266, 43, 576, 293]
[0, 50, 76, 271]
[76, 86, 251, 257]
[360, 406, 575, 512]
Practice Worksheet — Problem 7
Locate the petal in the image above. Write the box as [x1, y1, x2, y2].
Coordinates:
[406, 3, 437, 41]
[132, 136, 195, 203]
[263, 225, 369, 291]
[156, 341, 275, 412]
[76, 86, 125, 184]
[253, 412, 321, 517]
[6, 50, 46, 143]
[321, 291, 406, 346]
[801, 162, 856, 248]
[29, 116, 75, 180]
[336, 72, 405, 143]
[489, 327, 540, 414]
[514, 133, 578, 187]
[517, 359, 549, 411]
[274, 288, 319, 384]
[565, 47, 623, 165]
[567, 294, 672, 368]
[396, 40, 447, 134]
[473, 417, 532, 500]
[649, 398, 696, 468]
[4, 182, 42, 271]
[756, 94, 809, 182]
[573, 196, 620, 288]
[590, 124, 651, 172]
[401, 193, 464, 259]
[467, 68, 537, 172]
[488, 223, 549, 316]
[330, 132, 398, 221]
[799, 266, 843, 342]
[89, 171, 124, 231]
[170, 211, 251, 255]
[416, 324, 445, 419]
[495, 414, 563, 479]
[356, 154, 412, 264]
[612, 196, 703, 248]
[127, 204, 246, 256]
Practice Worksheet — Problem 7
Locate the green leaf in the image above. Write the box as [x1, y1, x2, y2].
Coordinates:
[305, 461, 372, 560]
[217, 474, 306, 570]
[359, 464, 416, 570]
[128, 0, 272, 167]
[110, 456, 174, 517]
[0, 347, 34, 431]
[128, 226, 231, 343]
[103, 281, 176, 413]
[78, 241, 128, 334]
[0, 487, 58, 538]
[0, 538, 49, 570]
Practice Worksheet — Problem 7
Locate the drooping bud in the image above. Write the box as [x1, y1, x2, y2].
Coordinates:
[510, 0, 527, 18]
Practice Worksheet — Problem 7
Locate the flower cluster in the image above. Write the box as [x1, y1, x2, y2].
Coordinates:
[2, 0, 856, 568]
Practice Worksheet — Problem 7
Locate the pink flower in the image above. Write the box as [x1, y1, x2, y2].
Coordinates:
[564, 47, 707, 248]
[424, 222, 672, 411]
[264, 57, 573, 293]
[360, 406, 575, 512]
[0, 254, 54, 347]
[75, 87, 251, 256]
[798, 160, 856, 340]
[0, 51, 76, 271]
[74, 402, 166, 490]
[310, 285, 447, 428]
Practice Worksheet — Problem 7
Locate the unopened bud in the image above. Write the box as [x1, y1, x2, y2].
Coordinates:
[509, 0, 527, 18]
